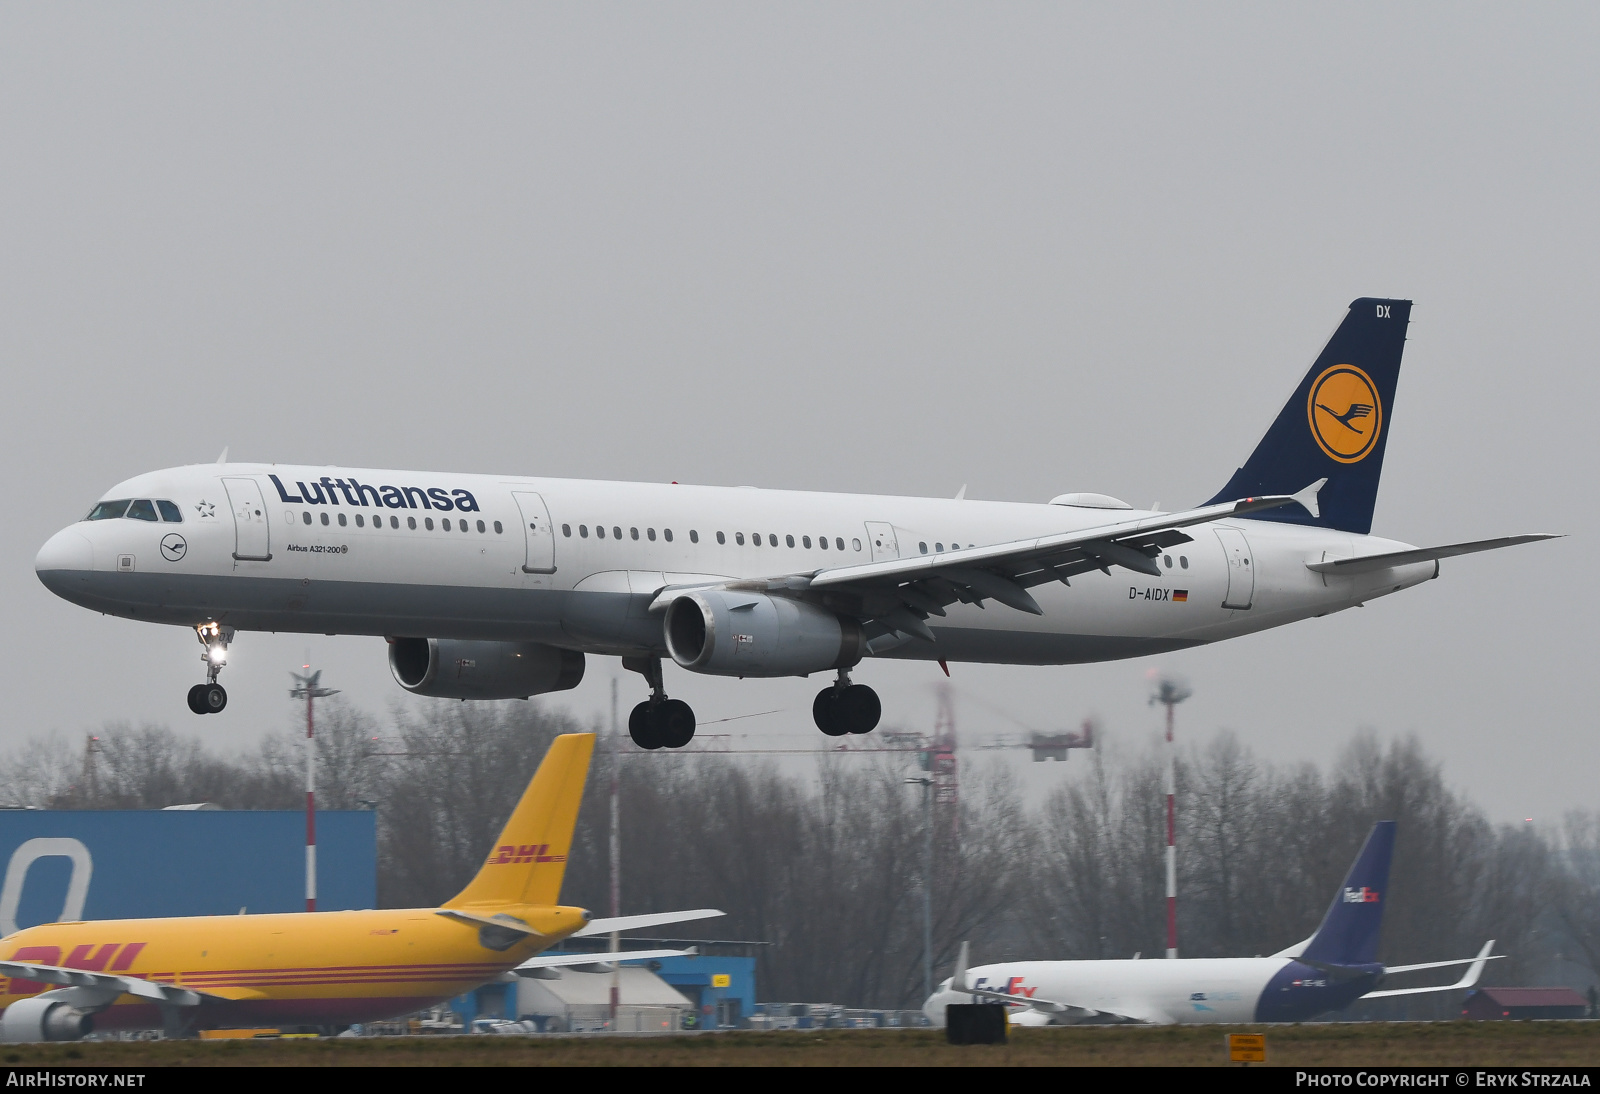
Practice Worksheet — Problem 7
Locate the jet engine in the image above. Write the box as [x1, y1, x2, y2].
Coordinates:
[387, 638, 585, 700]
[664, 591, 861, 678]
[0, 995, 95, 1042]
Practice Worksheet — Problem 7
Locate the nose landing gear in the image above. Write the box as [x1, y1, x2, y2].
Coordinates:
[187, 624, 233, 715]
[813, 669, 881, 736]
[622, 656, 697, 749]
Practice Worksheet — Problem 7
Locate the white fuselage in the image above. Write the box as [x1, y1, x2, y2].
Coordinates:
[923, 955, 1371, 1026]
[35, 463, 1437, 666]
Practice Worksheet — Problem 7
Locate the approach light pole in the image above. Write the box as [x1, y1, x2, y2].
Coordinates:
[905, 775, 934, 1002]
[609, 676, 621, 1031]
[290, 666, 338, 912]
[1149, 673, 1191, 959]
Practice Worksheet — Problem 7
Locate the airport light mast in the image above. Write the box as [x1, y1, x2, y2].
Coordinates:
[905, 775, 934, 1002]
[1149, 673, 1191, 959]
[290, 666, 338, 912]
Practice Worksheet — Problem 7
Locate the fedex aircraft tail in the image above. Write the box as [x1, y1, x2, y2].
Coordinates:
[1205, 298, 1411, 534]
[1299, 820, 1397, 966]
[442, 733, 595, 911]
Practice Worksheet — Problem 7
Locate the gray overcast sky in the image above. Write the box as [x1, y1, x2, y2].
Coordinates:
[1, 4, 1593, 822]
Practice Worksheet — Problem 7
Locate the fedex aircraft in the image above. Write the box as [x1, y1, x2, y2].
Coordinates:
[35, 298, 1553, 749]
[923, 822, 1500, 1025]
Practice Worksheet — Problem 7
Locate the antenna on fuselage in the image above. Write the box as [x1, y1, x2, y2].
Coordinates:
[215, 446, 229, 464]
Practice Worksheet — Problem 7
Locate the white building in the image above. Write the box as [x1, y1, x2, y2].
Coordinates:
[516, 966, 693, 1033]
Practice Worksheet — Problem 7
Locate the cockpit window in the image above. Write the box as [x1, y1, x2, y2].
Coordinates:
[156, 500, 183, 522]
[85, 500, 131, 521]
[126, 499, 159, 522]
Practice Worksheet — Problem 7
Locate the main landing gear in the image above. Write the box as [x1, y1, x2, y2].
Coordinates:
[186, 623, 233, 715]
[622, 657, 696, 750]
[813, 669, 881, 737]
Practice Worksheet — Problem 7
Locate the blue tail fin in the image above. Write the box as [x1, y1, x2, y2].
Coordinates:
[1204, 298, 1411, 534]
[1301, 820, 1396, 966]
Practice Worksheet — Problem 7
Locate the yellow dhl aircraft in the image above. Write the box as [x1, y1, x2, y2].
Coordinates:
[0, 734, 719, 1041]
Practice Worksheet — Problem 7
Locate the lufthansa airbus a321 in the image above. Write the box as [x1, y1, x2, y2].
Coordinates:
[35, 299, 1555, 749]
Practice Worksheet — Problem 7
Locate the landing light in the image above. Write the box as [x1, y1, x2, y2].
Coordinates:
[208, 647, 228, 664]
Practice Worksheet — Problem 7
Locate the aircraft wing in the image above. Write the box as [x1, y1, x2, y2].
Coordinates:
[651, 485, 1321, 640]
[1363, 941, 1499, 999]
[572, 908, 725, 937]
[0, 961, 205, 1007]
[1305, 535, 1559, 576]
[513, 947, 696, 974]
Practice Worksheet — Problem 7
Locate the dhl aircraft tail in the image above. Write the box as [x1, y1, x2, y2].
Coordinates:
[442, 732, 594, 911]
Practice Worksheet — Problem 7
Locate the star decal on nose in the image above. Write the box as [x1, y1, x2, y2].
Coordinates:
[195, 501, 216, 518]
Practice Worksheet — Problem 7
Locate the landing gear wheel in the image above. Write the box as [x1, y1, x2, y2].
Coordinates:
[656, 699, 696, 749]
[813, 688, 848, 736]
[187, 684, 208, 715]
[836, 684, 880, 734]
[628, 701, 664, 750]
[200, 683, 227, 715]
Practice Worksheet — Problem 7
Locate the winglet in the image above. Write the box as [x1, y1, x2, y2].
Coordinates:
[1292, 478, 1327, 519]
[952, 940, 971, 993]
[215, 447, 229, 465]
[1457, 940, 1496, 990]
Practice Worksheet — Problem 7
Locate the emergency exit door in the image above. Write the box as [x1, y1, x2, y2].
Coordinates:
[513, 492, 557, 574]
[864, 521, 901, 562]
[222, 477, 272, 561]
[1215, 527, 1254, 609]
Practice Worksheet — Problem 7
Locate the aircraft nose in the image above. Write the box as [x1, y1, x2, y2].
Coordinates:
[36, 527, 94, 588]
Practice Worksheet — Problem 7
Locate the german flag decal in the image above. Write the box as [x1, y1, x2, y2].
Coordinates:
[1173, 590, 1189, 603]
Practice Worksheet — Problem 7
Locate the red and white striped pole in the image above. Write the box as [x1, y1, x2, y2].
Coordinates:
[1164, 700, 1177, 959]
[290, 667, 338, 913]
[1150, 673, 1191, 960]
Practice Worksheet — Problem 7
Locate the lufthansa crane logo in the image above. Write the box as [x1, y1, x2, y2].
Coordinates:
[1307, 364, 1382, 463]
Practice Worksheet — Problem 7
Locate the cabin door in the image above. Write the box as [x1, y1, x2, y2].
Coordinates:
[222, 477, 272, 561]
[513, 492, 557, 574]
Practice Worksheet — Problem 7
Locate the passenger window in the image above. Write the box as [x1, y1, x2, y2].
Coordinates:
[580, 525, 589, 538]
[735, 532, 744, 545]
[935, 543, 943, 552]
[1180, 555, 1189, 569]
[786, 535, 795, 547]
[391, 516, 400, 529]
[355, 514, 365, 528]
[663, 529, 673, 542]
[597, 526, 606, 539]
[919, 542, 928, 554]
[752, 533, 762, 547]
[689, 530, 698, 543]
[156, 500, 183, 522]
[1163, 554, 1173, 568]
[85, 500, 131, 521]
[321, 512, 330, 526]
[408, 516, 417, 530]
[803, 536, 811, 548]
[338, 513, 348, 527]
[442, 518, 452, 531]
[425, 518, 434, 531]
[631, 527, 640, 541]
[852, 538, 862, 551]
[303, 512, 312, 525]
[477, 520, 486, 533]
[647, 528, 656, 541]
[713, 532, 722, 544]
[494, 521, 502, 534]
[613, 526, 621, 539]
[819, 536, 828, 550]
[562, 524, 571, 537]
[836, 538, 845, 551]
[127, 499, 159, 522]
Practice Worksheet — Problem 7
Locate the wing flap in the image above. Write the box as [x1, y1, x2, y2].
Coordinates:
[0, 961, 203, 1007]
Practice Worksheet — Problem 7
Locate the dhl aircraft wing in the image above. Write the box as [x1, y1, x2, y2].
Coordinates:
[0, 960, 236, 1007]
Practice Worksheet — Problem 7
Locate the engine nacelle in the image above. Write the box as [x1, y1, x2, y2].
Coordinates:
[0, 995, 95, 1043]
[388, 638, 586, 700]
[664, 591, 861, 678]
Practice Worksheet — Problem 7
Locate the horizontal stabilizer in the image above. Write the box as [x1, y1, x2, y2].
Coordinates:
[514, 947, 697, 973]
[1306, 534, 1560, 576]
[573, 908, 725, 937]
